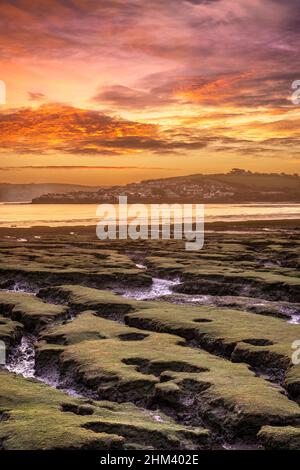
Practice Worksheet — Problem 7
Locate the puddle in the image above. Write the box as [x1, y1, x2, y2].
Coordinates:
[117, 277, 181, 300]
[40, 371, 85, 398]
[222, 442, 264, 450]
[146, 410, 166, 423]
[168, 294, 213, 305]
[289, 315, 300, 325]
[0, 282, 37, 295]
[4, 333, 86, 398]
[135, 263, 146, 269]
[6, 334, 36, 378]
[138, 286, 300, 325]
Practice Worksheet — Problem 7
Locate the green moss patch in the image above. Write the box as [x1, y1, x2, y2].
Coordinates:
[0, 370, 208, 450]
[258, 425, 300, 450]
[0, 246, 151, 289]
[0, 291, 68, 331]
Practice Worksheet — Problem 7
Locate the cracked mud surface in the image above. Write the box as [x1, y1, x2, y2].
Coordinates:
[0, 223, 300, 450]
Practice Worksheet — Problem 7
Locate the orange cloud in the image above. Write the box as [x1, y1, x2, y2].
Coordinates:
[175, 73, 253, 103]
[0, 0, 299, 182]
[0, 103, 215, 156]
[0, 103, 157, 155]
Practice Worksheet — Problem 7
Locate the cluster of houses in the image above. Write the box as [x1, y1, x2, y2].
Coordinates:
[33, 178, 235, 203]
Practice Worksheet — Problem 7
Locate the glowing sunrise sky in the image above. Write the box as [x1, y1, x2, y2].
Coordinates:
[0, 0, 300, 185]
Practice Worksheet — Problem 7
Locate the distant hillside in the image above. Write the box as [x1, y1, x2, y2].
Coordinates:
[158, 171, 300, 190]
[31, 170, 300, 204]
[0, 183, 100, 202]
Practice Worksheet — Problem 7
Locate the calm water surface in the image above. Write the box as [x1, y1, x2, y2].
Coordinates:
[0, 203, 299, 227]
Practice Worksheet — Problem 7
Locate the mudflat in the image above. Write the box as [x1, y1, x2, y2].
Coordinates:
[0, 220, 300, 450]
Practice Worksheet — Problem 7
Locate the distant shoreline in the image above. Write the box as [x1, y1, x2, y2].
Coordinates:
[0, 218, 299, 237]
[1, 201, 300, 205]
[1, 201, 299, 230]
[30, 198, 300, 204]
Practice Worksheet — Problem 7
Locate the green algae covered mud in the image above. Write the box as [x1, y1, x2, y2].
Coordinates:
[0, 221, 300, 451]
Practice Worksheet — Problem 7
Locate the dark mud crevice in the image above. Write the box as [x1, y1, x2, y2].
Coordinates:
[179, 338, 236, 361]
[147, 387, 267, 449]
[249, 366, 286, 389]
[149, 291, 300, 322]
[81, 420, 206, 450]
[0, 268, 152, 293]
[124, 251, 150, 269]
[61, 359, 266, 448]
[162, 292, 300, 323]
[39, 363, 97, 399]
[119, 333, 149, 341]
[0, 411, 10, 423]
[243, 339, 274, 346]
[91, 309, 127, 324]
[37, 287, 135, 324]
[60, 402, 95, 415]
[122, 357, 209, 376]
[175, 274, 300, 303]
[0, 281, 37, 294]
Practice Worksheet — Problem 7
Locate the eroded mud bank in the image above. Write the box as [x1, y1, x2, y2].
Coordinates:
[0, 232, 299, 450]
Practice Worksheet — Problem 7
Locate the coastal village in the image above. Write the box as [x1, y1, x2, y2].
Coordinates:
[31, 170, 300, 204]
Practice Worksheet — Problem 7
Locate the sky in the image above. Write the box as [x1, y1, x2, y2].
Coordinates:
[0, 0, 299, 186]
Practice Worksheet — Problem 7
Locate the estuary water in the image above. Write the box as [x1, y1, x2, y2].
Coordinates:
[0, 202, 299, 228]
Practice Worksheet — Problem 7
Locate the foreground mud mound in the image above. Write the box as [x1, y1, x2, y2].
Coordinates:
[36, 300, 300, 438]
[0, 371, 208, 450]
